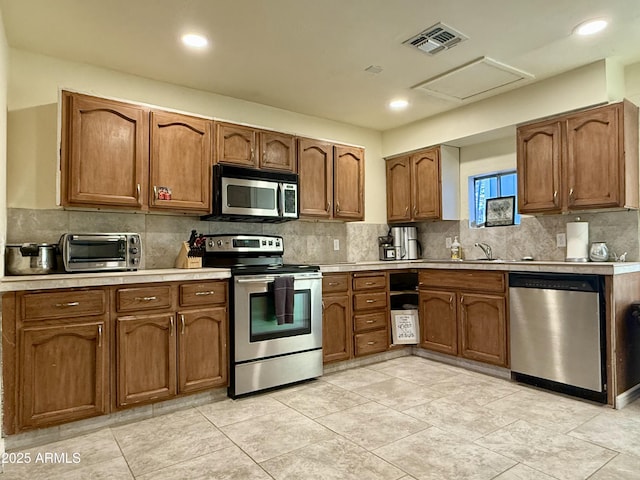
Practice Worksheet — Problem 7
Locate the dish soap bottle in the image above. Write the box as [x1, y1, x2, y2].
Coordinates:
[451, 236, 461, 260]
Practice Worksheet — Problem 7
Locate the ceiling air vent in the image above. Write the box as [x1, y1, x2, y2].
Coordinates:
[404, 22, 467, 56]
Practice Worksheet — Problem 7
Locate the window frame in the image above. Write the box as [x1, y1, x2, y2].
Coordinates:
[469, 169, 519, 228]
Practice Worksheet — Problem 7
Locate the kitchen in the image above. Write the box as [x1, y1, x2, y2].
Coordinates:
[1, 1, 640, 479]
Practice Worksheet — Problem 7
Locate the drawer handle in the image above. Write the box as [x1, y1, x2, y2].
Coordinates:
[135, 296, 157, 302]
[181, 314, 186, 334]
[365, 282, 375, 285]
[55, 301, 79, 308]
[366, 299, 377, 303]
[98, 325, 102, 347]
[328, 282, 339, 286]
[366, 320, 375, 323]
[195, 291, 215, 296]
[170, 317, 175, 336]
[367, 341, 376, 345]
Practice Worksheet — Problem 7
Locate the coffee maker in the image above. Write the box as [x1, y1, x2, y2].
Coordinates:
[390, 226, 421, 260]
[378, 235, 396, 261]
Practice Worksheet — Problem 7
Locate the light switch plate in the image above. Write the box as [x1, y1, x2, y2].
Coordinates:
[557, 233, 566, 247]
[333, 239, 340, 251]
[445, 237, 452, 248]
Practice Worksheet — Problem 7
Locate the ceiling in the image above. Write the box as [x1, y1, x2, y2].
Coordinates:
[2, 0, 640, 131]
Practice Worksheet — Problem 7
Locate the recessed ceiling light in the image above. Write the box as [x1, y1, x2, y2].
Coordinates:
[574, 19, 608, 36]
[181, 33, 208, 48]
[389, 99, 409, 110]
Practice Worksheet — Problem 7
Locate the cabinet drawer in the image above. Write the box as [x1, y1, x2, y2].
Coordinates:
[353, 273, 387, 291]
[180, 282, 227, 307]
[354, 311, 388, 333]
[21, 289, 107, 321]
[419, 270, 505, 293]
[116, 285, 173, 312]
[353, 291, 387, 311]
[322, 274, 349, 293]
[354, 329, 389, 356]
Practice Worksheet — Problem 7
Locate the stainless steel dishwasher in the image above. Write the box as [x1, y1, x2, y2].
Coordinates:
[509, 272, 606, 403]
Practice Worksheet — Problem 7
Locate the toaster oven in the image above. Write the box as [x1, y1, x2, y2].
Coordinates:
[59, 233, 142, 272]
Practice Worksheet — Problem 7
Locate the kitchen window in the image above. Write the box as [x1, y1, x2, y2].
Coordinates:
[469, 170, 520, 228]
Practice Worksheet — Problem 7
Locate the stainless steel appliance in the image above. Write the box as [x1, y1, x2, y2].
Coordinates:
[59, 233, 142, 272]
[509, 272, 606, 403]
[5, 243, 58, 275]
[202, 234, 322, 397]
[391, 226, 421, 260]
[202, 165, 298, 222]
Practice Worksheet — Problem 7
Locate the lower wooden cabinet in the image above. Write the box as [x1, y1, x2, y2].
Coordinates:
[116, 313, 177, 407]
[322, 274, 352, 363]
[419, 290, 457, 355]
[352, 272, 389, 357]
[178, 307, 227, 393]
[418, 270, 508, 367]
[20, 321, 108, 430]
[2, 279, 229, 434]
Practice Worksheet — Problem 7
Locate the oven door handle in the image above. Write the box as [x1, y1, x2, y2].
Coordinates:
[235, 273, 322, 283]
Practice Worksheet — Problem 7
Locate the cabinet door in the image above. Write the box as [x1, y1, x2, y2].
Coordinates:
[459, 293, 507, 366]
[566, 105, 621, 209]
[61, 91, 148, 208]
[411, 148, 441, 220]
[334, 145, 365, 220]
[517, 121, 563, 213]
[297, 138, 333, 218]
[386, 156, 412, 222]
[260, 131, 296, 172]
[215, 123, 257, 167]
[419, 290, 457, 355]
[20, 321, 107, 429]
[117, 314, 176, 407]
[322, 294, 352, 363]
[150, 111, 212, 213]
[177, 307, 228, 393]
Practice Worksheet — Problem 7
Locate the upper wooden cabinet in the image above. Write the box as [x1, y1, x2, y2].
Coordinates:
[385, 145, 459, 223]
[215, 122, 295, 172]
[149, 111, 212, 213]
[61, 91, 213, 214]
[334, 145, 365, 220]
[517, 100, 639, 214]
[298, 138, 364, 221]
[61, 91, 149, 209]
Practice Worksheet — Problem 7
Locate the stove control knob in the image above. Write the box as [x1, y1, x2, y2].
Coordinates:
[131, 258, 140, 265]
[130, 236, 138, 245]
[217, 240, 223, 247]
[129, 247, 139, 255]
[207, 239, 214, 247]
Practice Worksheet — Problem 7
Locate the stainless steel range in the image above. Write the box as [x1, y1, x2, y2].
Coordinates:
[203, 234, 322, 398]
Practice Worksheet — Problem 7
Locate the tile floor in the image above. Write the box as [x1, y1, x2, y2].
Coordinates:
[3, 356, 640, 479]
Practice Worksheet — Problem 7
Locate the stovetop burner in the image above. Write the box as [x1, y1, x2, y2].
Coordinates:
[201, 234, 319, 274]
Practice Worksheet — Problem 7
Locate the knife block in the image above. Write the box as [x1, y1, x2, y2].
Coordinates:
[175, 242, 202, 269]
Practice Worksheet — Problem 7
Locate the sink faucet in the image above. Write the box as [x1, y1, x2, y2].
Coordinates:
[474, 242, 493, 260]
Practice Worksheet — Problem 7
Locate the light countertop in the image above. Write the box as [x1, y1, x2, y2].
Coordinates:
[0, 268, 231, 292]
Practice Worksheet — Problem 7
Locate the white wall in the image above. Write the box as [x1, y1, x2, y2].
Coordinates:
[382, 60, 611, 158]
[7, 49, 387, 223]
[0, 6, 8, 463]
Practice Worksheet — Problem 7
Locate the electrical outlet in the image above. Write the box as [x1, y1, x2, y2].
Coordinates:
[445, 237, 452, 248]
[557, 233, 566, 247]
[333, 239, 340, 251]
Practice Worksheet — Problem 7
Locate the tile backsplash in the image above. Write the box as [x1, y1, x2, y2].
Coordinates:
[6, 208, 640, 269]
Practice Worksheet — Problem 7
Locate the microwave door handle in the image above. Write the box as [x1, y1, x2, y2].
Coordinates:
[277, 183, 283, 217]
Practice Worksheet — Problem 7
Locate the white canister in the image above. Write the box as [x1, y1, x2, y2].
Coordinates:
[566, 221, 589, 262]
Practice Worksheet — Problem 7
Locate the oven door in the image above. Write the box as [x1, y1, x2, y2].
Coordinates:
[221, 177, 280, 218]
[62, 234, 128, 271]
[233, 272, 322, 362]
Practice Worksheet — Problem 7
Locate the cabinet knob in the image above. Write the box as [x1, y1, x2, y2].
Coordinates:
[404, 206, 409, 217]
[336, 202, 341, 213]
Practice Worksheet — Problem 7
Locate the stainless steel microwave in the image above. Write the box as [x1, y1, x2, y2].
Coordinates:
[203, 165, 299, 222]
[59, 233, 142, 272]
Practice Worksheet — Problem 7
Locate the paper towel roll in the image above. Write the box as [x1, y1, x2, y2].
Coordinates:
[566, 222, 589, 261]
